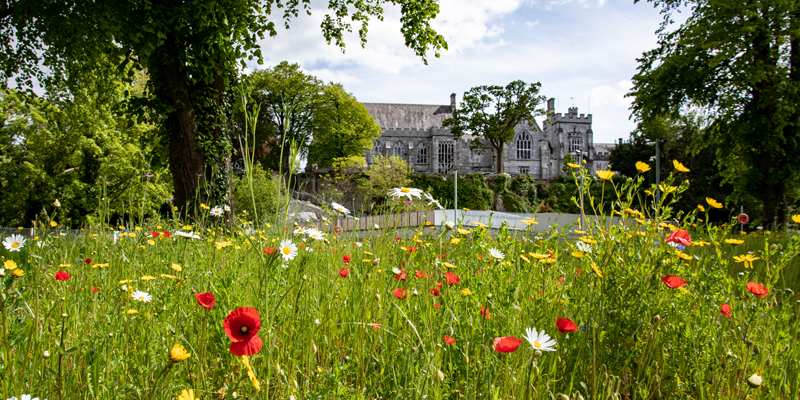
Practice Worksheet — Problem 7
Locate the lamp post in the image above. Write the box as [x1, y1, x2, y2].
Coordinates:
[649, 139, 662, 219]
[576, 149, 586, 231]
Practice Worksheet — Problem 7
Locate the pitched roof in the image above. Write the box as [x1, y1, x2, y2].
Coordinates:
[362, 103, 453, 130]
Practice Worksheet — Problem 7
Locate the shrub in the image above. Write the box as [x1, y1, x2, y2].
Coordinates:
[232, 163, 280, 222]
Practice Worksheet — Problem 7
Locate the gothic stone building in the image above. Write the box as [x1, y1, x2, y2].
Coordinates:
[362, 95, 611, 179]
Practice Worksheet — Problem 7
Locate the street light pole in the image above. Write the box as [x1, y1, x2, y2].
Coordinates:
[576, 150, 586, 231]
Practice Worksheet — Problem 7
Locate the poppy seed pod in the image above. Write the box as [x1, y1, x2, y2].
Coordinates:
[375, 292, 381, 302]
[272, 363, 281, 375]
[446, 327, 454, 336]
[312, 343, 318, 354]
[653, 315, 661, 323]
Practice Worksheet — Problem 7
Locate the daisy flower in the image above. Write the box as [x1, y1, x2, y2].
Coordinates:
[387, 187, 423, 201]
[173, 231, 200, 239]
[293, 227, 307, 235]
[305, 228, 325, 241]
[331, 202, 350, 215]
[576, 241, 592, 254]
[522, 327, 557, 352]
[210, 206, 224, 217]
[279, 239, 298, 261]
[3, 234, 26, 252]
[488, 248, 505, 260]
[131, 290, 153, 303]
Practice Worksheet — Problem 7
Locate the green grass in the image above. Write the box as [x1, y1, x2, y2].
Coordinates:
[2, 174, 800, 400]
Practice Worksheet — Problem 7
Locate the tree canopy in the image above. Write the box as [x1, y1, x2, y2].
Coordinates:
[443, 80, 547, 173]
[630, 0, 800, 225]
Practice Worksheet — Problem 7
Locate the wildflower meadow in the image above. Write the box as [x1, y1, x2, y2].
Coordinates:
[1, 166, 799, 400]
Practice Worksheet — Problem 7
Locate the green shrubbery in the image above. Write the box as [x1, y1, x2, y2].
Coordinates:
[409, 173, 494, 210]
[232, 164, 280, 221]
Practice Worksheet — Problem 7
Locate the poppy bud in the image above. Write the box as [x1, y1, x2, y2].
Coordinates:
[786, 288, 794, 295]
[62, 313, 68, 318]
[653, 315, 661, 323]
[744, 339, 754, 346]
[446, 327, 454, 336]
[533, 366, 539, 375]
[753, 345, 760, 355]
[487, 293, 492, 299]
[661, 325, 668, 333]
[437, 369, 445, 382]
[293, 379, 298, 389]
[577, 394, 585, 400]
[463, 354, 469, 364]
[312, 343, 318, 354]
[375, 293, 381, 302]
[653, 390, 661, 399]
[556, 393, 569, 400]
[373, 258, 381, 266]
[747, 373, 762, 388]
[534, 350, 542, 358]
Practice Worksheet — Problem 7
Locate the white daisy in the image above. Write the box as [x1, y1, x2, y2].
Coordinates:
[2, 234, 26, 252]
[293, 227, 307, 235]
[331, 202, 350, 215]
[210, 207, 224, 217]
[173, 231, 200, 239]
[387, 187, 423, 201]
[522, 327, 557, 352]
[223, 205, 231, 212]
[131, 290, 152, 303]
[279, 239, 298, 261]
[306, 228, 325, 241]
[576, 241, 592, 254]
[355, 242, 363, 247]
[488, 248, 505, 260]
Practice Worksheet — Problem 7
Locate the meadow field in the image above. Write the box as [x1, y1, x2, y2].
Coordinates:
[1, 171, 799, 400]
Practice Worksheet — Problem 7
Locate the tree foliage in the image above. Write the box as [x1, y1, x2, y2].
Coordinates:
[443, 80, 547, 173]
[630, 0, 800, 225]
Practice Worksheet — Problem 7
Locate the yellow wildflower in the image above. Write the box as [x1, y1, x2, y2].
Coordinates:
[460, 288, 473, 296]
[450, 238, 461, 245]
[126, 309, 138, 315]
[725, 239, 744, 245]
[567, 163, 581, 169]
[171, 263, 182, 272]
[471, 221, 487, 229]
[659, 185, 677, 193]
[540, 258, 556, 264]
[571, 251, 584, 259]
[241, 356, 260, 391]
[147, 239, 155, 246]
[733, 254, 760, 268]
[50, 221, 57, 227]
[520, 255, 530, 263]
[530, 253, 548, 260]
[160, 274, 176, 279]
[635, 161, 651, 173]
[3, 260, 17, 270]
[791, 214, 800, 223]
[521, 218, 538, 226]
[12, 269, 24, 277]
[706, 197, 723, 209]
[141, 275, 156, 281]
[591, 262, 602, 277]
[596, 170, 615, 180]
[169, 344, 191, 363]
[579, 237, 597, 244]
[456, 228, 470, 235]
[645, 190, 652, 196]
[177, 389, 196, 400]
[442, 262, 456, 269]
[675, 251, 692, 261]
[673, 159, 690, 172]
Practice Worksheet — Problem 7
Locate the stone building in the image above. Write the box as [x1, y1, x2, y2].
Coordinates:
[362, 94, 612, 179]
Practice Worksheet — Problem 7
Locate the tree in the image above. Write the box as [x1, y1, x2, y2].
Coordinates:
[1, 0, 448, 216]
[307, 84, 382, 169]
[443, 80, 547, 173]
[630, 0, 800, 225]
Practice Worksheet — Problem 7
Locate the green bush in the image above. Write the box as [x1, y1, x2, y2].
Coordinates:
[233, 164, 280, 222]
[408, 172, 494, 210]
[510, 174, 538, 206]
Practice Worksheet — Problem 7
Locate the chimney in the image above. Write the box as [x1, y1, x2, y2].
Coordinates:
[618, 138, 623, 145]
[450, 93, 456, 111]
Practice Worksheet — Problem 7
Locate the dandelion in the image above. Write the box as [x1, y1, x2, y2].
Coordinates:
[488, 248, 505, 260]
[388, 187, 423, 201]
[169, 343, 191, 363]
[3, 234, 26, 252]
[596, 170, 614, 180]
[195, 293, 216, 310]
[460, 288, 472, 296]
[279, 239, 298, 261]
[522, 327, 557, 352]
[673, 159, 690, 172]
[733, 254, 760, 268]
[493, 336, 524, 353]
[131, 290, 152, 302]
[223, 307, 263, 356]
[636, 161, 651, 173]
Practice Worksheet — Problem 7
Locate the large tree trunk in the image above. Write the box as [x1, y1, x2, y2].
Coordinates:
[494, 142, 504, 173]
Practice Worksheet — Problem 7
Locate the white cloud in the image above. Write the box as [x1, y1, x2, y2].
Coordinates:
[583, 81, 634, 109]
[525, 20, 540, 27]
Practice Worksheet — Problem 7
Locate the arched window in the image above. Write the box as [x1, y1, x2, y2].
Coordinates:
[516, 131, 532, 160]
[371, 141, 382, 161]
[438, 141, 454, 173]
[393, 141, 406, 158]
[416, 142, 428, 164]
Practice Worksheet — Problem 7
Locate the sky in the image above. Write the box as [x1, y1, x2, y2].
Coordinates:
[248, 0, 680, 144]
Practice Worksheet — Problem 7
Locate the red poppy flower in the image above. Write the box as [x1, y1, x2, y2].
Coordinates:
[746, 282, 769, 298]
[339, 268, 349, 278]
[407, 246, 417, 253]
[230, 335, 263, 357]
[476, 255, 483, 260]
[343, 255, 351, 264]
[91, 287, 101, 293]
[558, 277, 564, 282]
[54, 271, 71, 281]
[720, 303, 732, 318]
[661, 275, 687, 288]
[435, 282, 443, 287]
[223, 307, 261, 343]
[393, 288, 408, 300]
[493, 337, 523, 353]
[556, 318, 579, 333]
[163, 231, 171, 238]
[195, 293, 216, 310]
[445, 272, 460, 285]
[299, 243, 305, 247]
[480, 306, 491, 319]
[443, 336, 456, 345]
[151, 231, 160, 238]
[84, 258, 91, 264]
[437, 254, 447, 259]
[401, 260, 407, 265]
[263, 248, 277, 255]
[429, 288, 440, 297]
[737, 213, 749, 225]
[433, 303, 442, 308]
[394, 268, 407, 281]
[576, 269, 583, 275]
[369, 322, 381, 329]
[665, 230, 692, 247]
[415, 270, 428, 278]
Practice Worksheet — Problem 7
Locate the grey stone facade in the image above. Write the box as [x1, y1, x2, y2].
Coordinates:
[362, 94, 612, 179]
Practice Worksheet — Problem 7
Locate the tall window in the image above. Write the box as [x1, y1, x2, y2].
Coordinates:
[416, 142, 428, 164]
[569, 135, 583, 153]
[516, 131, 532, 160]
[519, 166, 530, 175]
[393, 141, 406, 158]
[371, 141, 381, 161]
[438, 141, 454, 173]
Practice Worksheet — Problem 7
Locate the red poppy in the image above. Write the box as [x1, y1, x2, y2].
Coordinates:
[394, 268, 407, 281]
[92, 287, 101, 293]
[429, 288, 440, 297]
[445, 272, 460, 285]
[665, 230, 692, 247]
[339, 268, 349, 278]
[163, 231, 171, 238]
[661, 275, 687, 288]
[435, 282, 443, 287]
[415, 270, 428, 278]
[443, 336, 456, 345]
[437, 254, 447, 259]
[737, 213, 749, 225]
[195, 293, 216, 310]
[299, 243, 305, 247]
[393, 288, 408, 300]
[746, 282, 769, 298]
[555, 318, 579, 333]
[151, 231, 160, 237]
[493, 337, 523, 353]
[476, 255, 483, 260]
[477, 268, 483, 275]
[84, 258, 91, 264]
[407, 246, 417, 253]
[263, 248, 277, 255]
[433, 303, 442, 308]
[480, 306, 491, 319]
[343, 255, 351, 264]
[720, 304, 732, 318]
[223, 307, 262, 356]
[54, 271, 71, 281]
[401, 261, 407, 265]
[558, 277, 564, 282]
[576, 269, 583, 275]
[369, 322, 381, 329]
